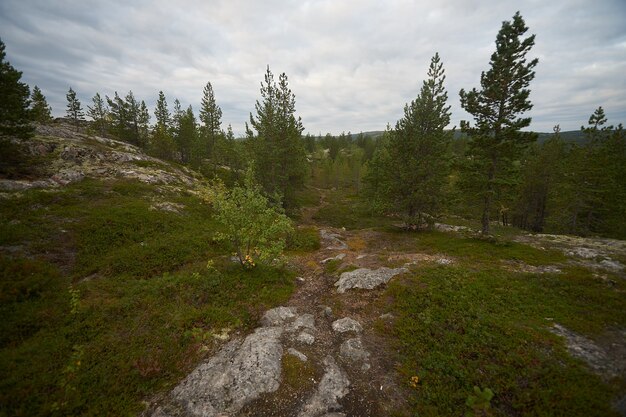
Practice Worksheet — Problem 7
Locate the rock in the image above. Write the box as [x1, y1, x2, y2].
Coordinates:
[297, 332, 315, 345]
[356, 254, 368, 260]
[288, 348, 308, 362]
[549, 323, 618, 379]
[321, 253, 346, 264]
[339, 338, 370, 363]
[331, 317, 363, 333]
[296, 276, 306, 285]
[334, 267, 408, 293]
[319, 305, 333, 319]
[150, 201, 185, 213]
[599, 258, 624, 272]
[298, 356, 350, 417]
[320, 229, 348, 250]
[566, 247, 600, 259]
[288, 313, 316, 332]
[436, 258, 453, 265]
[261, 306, 298, 327]
[434, 223, 471, 233]
[167, 326, 284, 417]
[379, 313, 395, 320]
[361, 363, 371, 371]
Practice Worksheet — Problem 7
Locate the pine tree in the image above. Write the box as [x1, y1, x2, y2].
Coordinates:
[0, 39, 33, 138]
[106, 92, 129, 141]
[248, 66, 307, 208]
[30, 86, 52, 123]
[199, 81, 223, 163]
[150, 91, 175, 160]
[154, 91, 170, 130]
[66, 87, 85, 130]
[176, 105, 197, 164]
[367, 53, 452, 228]
[138, 100, 151, 147]
[87, 92, 108, 136]
[124, 90, 141, 146]
[459, 12, 538, 234]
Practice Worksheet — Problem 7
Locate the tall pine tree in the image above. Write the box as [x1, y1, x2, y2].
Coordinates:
[0, 39, 32, 138]
[30, 86, 52, 123]
[150, 91, 176, 160]
[66, 87, 85, 130]
[87, 93, 108, 136]
[365, 53, 452, 228]
[199, 81, 223, 164]
[459, 12, 538, 234]
[248, 66, 307, 208]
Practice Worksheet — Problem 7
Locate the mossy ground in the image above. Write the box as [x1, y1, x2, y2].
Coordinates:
[0, 178, 307, 416]
[316, 189, 626, 416]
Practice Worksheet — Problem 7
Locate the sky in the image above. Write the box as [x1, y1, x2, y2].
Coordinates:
[2, 0, 625, 136]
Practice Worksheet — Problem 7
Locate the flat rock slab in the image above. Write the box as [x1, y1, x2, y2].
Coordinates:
[335, 267, 408, 293]
[158, 326, 284, 417]
[298, 356, 350, 417]
[332, 317, 363, 333]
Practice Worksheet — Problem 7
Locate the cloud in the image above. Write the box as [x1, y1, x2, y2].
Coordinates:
[2, 0, 625, 135]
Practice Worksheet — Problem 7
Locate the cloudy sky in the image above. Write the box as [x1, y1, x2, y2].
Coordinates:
[2, 0, 625, 135]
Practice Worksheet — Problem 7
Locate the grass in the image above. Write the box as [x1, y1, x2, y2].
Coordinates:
[0, 178, 300, 416]
[383, 263, 626, 416]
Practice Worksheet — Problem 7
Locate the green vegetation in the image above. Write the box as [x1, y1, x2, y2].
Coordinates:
[248, 66, 308, 208]
[210, 169, 294, 268]
[459, 12, 538, 235]
[65, 87, 85, 129]
[0, 178, 298, 416]
[384, 264, 626, 416]
[365, 53, 452, 228]
[0, 38, 33, 138]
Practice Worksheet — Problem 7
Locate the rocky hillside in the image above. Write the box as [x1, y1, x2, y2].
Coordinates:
[1, 122, 200, 194]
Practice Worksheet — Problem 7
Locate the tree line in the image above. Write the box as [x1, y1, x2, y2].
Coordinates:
[1, 11, 624, 238]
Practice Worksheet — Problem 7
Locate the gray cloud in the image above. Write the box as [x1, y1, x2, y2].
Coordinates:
[2, 0, 625, 135]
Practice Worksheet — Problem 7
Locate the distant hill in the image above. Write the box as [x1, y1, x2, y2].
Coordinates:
[344, 129, 588, 145]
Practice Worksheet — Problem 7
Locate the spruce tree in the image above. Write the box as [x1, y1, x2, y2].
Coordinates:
[30, 86, 52, 123]
[199, 81, 223, 163]
[0, 39, 33, 138]
[459, 12, 538, 234]
[366, 53, 452, 228]
[248, 66, 307, 208]
[66, 87, 85, 130]
[87, 92, 108, 136]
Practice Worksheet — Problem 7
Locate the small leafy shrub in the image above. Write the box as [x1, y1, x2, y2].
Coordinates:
[209, 169, 293, 268]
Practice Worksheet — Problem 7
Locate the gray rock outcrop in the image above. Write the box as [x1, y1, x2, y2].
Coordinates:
[331, 317, 363, 333]
[164, 326, 284, 417]
[298, 356, 350, 417]
[339, 338, 370, 363]
[334, 267, 408, 293]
